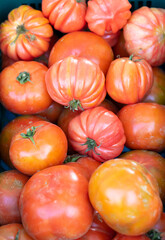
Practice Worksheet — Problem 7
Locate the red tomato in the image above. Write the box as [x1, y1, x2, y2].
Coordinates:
[106, 55, 154, 104]
[48, 31, 114, 75]
[113, 233, 150, 240]
[0, 115, 42, 168]
[19, 165, 94, 240]
[45, 56, 106, 111]
[42, 0, 87, 33]
[0, 61, 53, 115]
[0, 5, 53, 61]
[88, 158, 163, 236]
[124, 7, 165, 66]
[118, 103, 165, 152]
[68, 106, 126, 162]
[85, 0, 131, 35]
[0, 223, 33, 240]
[0, 170, 29, 225]
[9, 121, 68, 175]
[102, 30, 121, 47]
[113, 31, 129, 58]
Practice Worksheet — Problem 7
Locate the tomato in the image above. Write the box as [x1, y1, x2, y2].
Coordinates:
[102, 30, 121, 47]
[88, 158, 163, 236]
[0, 170, 29, 225]
[0, 223, 33, 240]
[48, 31, 114, 75]
[9, 120, 68, 175]
[106, 55, 154, 104]
[0, 5, 53, 61]
[0, 115, 42, 168]
[113, 31, 129, 58]
[147, 212, 165, 240]
[153, 212, 165, 233]
[45, 56, 106, 111]
[0, 61, 53, 115]
[118, 103, 165, 152]
[42, 0, 87, 33]
[123, 7, 165, 67]
[143, 67, 165, 105]
[85, 0, 131, 35]
[19, 165, 94, 240]
[113, 233, 150, 240]
[68, 106, 126, 162]
[120, 150, 165, 202]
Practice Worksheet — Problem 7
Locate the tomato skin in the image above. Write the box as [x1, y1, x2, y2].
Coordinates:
[113, 31, 129, 58]
[153, 212, 165, 240]
[0, 115, 42, 168]
[9, 120, 68, 175]
[48, 31, 114, 75]
[113, 233, 150, 240]
[42, 0, 87, 33]
[0, 5, 53, 61]
[102, 30, 121, 47]
[0, 223, 33, 240]
[106, 56, 154, 104]
[68, 106, 126, 162]
[19, 165, 94, 240]
[118, 103, 165, 152]
[123, 7, 165, 67]
[0, 61, 53, 115]
[0, 170, 29, 225]
[88, 158, 163, 236]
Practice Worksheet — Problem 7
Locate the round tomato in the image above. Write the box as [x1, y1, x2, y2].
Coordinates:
[0, 61, 53, 115]
[88, 158, 163, 236]
[113, 31, 129, 58]
[48, 31, 114, 75]
[106, 55, 154, 104]
[0, 170, 29, 225]
[0, 5, 53, 61]
[68, 106, 126, 162]
[0, 115, 42, 168]
[113, 234, 150, 240]
[118, 103, 165, 152]
[9, 120, 68, 175]
[19, 165, 94, 240]
[102, 30, 121, 47]
[45, 56, 106, 111]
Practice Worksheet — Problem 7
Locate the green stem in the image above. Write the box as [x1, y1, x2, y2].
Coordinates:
[16, 72, 32, 84]
[146, 229, 162, 240]
[11, 24, 28, 45]
[15, 230, 20, 240]
[20, 125, 43, 145]
[65, 99, 84, 112]
[129, 54, 134, 60]
[129, 54, 143, 62]
[64, 154, 87, 164]
[81, 137, 101, 155]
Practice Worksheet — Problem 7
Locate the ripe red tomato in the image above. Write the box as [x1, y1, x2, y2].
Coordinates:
[19, 165, 94, 240]
[118, 103, 165, 152]
[0, 61, 53, 115]
[113, 233, 150, 240]
[88, 158, 163, 236]
[48, 31, 114, 75]
[0, 5, 53, 61]
[68, 106, 126, 162]
[0, 170, 29, 225]
[9, 121, 68, 175]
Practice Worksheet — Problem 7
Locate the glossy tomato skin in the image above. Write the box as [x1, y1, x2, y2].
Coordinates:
[0, 115, 42, 168]
[9, 121, 68, 175]
[19, 165, 94, 240]
[89, 159, 163, 236]
[68, 107, 126, 162]
[106, 56, 154, 104]
[0, 223, 33, 240]
[0, 5, 53, 61]
[48, 31, 114, 75]
[42, 0, 87, 33]
[124, 7, 165, 66]
[120, 150, 165, 202]
[0, 61, 53, 115]
[0, 170, 29, 225]
[113, 233, 150, 240]
[102, 30, 121, 47]
[118, 103, 165, 152]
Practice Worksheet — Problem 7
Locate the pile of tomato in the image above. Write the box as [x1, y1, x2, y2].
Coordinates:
[0, 0, 165, 239]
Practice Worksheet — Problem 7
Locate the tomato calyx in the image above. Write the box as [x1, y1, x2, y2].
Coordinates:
[64, 154, 87, 163]
[81, 137, 101, 155]
[76, 0, 85, 3]
[66, 99, 84, 111]
[16, 72, 32, 84]
[20, 125, 43, 144]
[129, 54, 143, 62]
[15, 230, 20, 240]
[146, 229, 162, 240]
[11, 24, 36, 44]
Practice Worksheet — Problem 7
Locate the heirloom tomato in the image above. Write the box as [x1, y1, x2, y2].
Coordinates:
[42, 0, 87, 33]
[45, 56, 106, 111]
[124, 7, 165, 66]
[106, 55, 153, 104]
[9, 121, 68, 175]
[48, 31, 114, 75]
[0, 5, 53, 61]
[0, 170, 29, 225]
[68, 106, 126, 162]
[88, 159, 162, 236]
[113, 234, 150, 240]
[118, 103, 165, 152]
[19, 165, 94, 240]
[0, 61, 52, 115]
